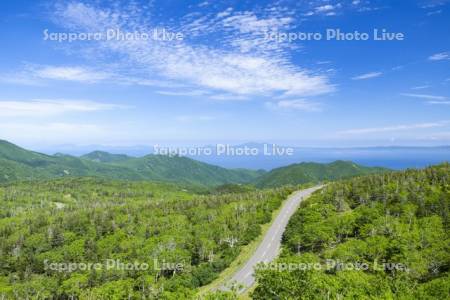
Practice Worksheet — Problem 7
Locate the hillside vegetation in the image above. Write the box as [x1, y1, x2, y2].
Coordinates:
[253, 163, 450, 299]
[0, 177, 294, 299]
[254, 160, 388, 188]
[0, 141, 389, 190]
[0, 140, 262, 187]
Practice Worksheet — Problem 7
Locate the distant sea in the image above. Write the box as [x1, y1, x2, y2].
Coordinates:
[36, 144, 450, 170]
[185, 146, 450, 170]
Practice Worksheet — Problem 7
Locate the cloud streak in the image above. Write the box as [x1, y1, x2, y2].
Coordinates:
[33, 66, 110, 82]
[0, 99, 128, 117]
[339, 121, 450, 135]
[428, 52, 450, 61]
[401, 93, 448, 100]
[352, 72, 383, 80]
[266, 99, 322, 112]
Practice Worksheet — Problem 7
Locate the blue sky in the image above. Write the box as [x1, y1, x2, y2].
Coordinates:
[0, 0, 449, 148]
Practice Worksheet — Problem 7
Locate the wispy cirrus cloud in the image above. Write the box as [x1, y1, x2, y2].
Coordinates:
[426, 10, 442, 16]
[33, 66, 110, 82]
[0, 99, 128, 117]
[50, 2, 333, 98]
[420, 0, 450, 8]
[400, 93, 447, 100]
[427, 101, 450, 105]
[302, 1, 376, 16]
[314, 4, 342, 15]
[208, 93, 249, 101]
[265, 99, 322, 112]
[428, 52, 450, 61]
[315, 5, 336, 13]
[352, 72, 383, 80]
[156, 90, 210, 97]
[411, 85, 431, 90]
[339, 120, 450, 135]
[1, 63, 188, 89]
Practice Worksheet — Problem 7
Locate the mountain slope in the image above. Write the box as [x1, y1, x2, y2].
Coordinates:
[81, 151, 131, 163]
[254, 160, 389, 188]
[84, 154, 264, 186]
[0, 140, 262, 186]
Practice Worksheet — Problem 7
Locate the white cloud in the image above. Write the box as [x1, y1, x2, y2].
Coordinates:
[427, 101, 450, 105]
[400, 93, 447, 100]
[427, 10, 442, 16]
[315, 5, 335, 12]
[428, 52, 450, 61]
[1, 64, 188, 89]
[217, 8, 233, 18]
[34, 66, 110, 82]
[156, 90, 210, 97]
[314, 3, 343, 15]
[411, 85, 430, 90]
[0, 99, 128, 117]
[266, 99, 322, 112]
[52, 2, 333, 97]
[339, 121, 450, 135]
[420, 0, 450, 8]
[352, 72, 383, 80]
[208, 94, 249, 101]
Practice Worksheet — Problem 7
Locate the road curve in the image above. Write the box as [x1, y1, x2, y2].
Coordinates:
[223, 185, 323, 293]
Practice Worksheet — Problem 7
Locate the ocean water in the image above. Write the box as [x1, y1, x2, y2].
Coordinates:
[188, 146, 450, 170]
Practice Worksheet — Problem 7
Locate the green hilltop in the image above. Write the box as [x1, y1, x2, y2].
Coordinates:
[254, 160, 389, 188]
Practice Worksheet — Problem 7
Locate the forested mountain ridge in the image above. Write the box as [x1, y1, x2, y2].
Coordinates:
[252, 163, 450, 299]
[0, 140, 262, 187]
[254, 160, 389, 188]
[80, 151, 132, 163]
[0, 140, 389, 189]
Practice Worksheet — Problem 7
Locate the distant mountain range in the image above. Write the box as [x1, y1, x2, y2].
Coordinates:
[32, 143, 450, 170]
[0, 140, 263, 187]
[0, 140, 389, 187]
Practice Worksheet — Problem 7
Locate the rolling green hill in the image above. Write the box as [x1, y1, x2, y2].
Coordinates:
[0, 140, 262, 187]
[254, 160, 389, 188]
[0, 140, 389, 188]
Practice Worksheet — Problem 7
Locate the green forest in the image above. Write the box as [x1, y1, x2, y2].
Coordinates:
[253, 163, 450, 299]
[0, 177, 293, 299]
[0, 141, 449, 299]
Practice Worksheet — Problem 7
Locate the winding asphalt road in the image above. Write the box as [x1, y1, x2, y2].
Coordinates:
[223, 185, 323, 293]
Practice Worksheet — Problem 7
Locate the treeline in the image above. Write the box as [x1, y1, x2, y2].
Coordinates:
[0, 177, 294, 299]
[253, 163, 449, 299]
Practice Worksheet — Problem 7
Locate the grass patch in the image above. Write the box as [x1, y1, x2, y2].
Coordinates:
[238, 285, 256, 300]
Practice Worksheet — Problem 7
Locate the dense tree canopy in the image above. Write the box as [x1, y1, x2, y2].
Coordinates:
[0, 177, 293, 299]
[253, 163, 449, 299]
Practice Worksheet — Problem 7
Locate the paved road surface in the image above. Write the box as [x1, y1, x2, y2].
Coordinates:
[223, 185, 323, 293]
